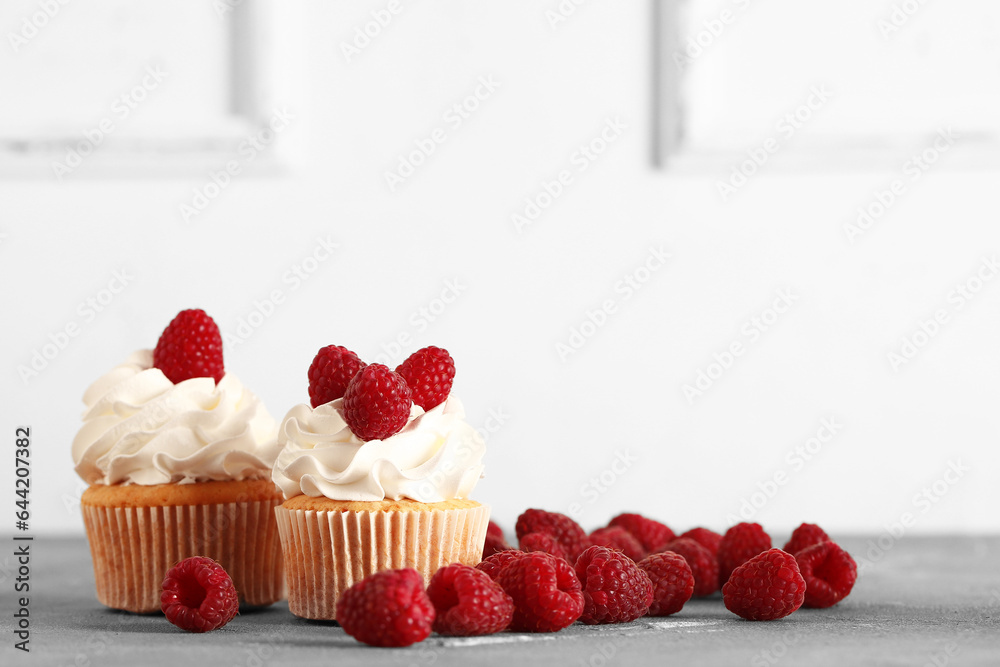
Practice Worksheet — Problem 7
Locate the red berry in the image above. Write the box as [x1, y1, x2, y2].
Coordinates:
[679, 527, 723, 558]
[783, 523, 831, 555]
[307, 345, 366, 408]
[336, 568, 434, 647]
[723, 549, 806, 621]
[427, 564, 514, 636]
[608, 513, 675, 553]
[795, 541, 857, 609]
[487, 520, 505, 541]
[589, 526, 646, 562]
[153, 309, 225, 384]
[395, 346, 455, 411]
[519, 532, 569, 561]
[719, 522, 772, 586]
[638, 552, 695, 616]
[660, 538, 719, 597]
[483, 533, 513, 558]
[575, 546, 653, 624]
[496, 551, 584, 632]
[161, 556, 238, 633]
[342, 364, 412, 441]
[515, 509, 590, 561]
[476, 549, 525, 580]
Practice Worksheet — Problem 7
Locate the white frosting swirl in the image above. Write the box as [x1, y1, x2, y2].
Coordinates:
[73, 350, 280, 485]
[272, 396, 485, 502]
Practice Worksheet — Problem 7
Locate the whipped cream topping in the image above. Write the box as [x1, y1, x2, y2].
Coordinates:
[73, 350, 280, 485]
[272, 396, 485, 502]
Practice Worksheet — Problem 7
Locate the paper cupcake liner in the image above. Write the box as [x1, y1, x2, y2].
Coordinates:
[275, 503, 490, 620]
[82, 499, 284, 613]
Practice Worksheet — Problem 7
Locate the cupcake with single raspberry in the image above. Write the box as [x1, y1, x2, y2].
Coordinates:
[272, 345, 489, 620]
[73, 309, 284, 613]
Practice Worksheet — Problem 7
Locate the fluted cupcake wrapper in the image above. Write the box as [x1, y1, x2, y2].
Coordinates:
[82, 499, 285, 613]
[275, 504, 490, 620]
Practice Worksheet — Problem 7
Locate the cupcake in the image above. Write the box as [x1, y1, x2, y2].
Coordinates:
[272, 345, 489, 620]
[73, 309, 284, 613]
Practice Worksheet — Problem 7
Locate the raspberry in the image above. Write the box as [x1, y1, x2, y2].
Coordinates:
[307, 345, 366, 407]
[496, 551, 584, 632]
[638, 552, 695, 616]
[607, 513, 675, 553]
[336, 568, 434, 647]
[476, 549, 525, 580]
[519, 532, 569, 561]
[427, 564, 514, 636]
[722, 549, 806, 621]
[679, 527, 723, 558]
[342, 364, 412, 441]
[515, 509, 590, 561]
[487, 520, 505, 541]
[161, 556, 238, 633]
[660, 538, 719, 597]
[589, 526, 646, 562]
[783, 523, 831, 555]
[153, 309, 225, 384]
[395, 346, 455, 411]
[575, 546, 653, 625]
[795, 541, 857, 609]
[719, 522, 772, 586]
[483, 533, 513, 558]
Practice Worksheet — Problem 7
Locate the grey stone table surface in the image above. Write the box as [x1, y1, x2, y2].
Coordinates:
[2, 535, 999, 666]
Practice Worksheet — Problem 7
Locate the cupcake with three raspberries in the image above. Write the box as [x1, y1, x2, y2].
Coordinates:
[72, 309, 284, 613]
[272, 345, 489, 620]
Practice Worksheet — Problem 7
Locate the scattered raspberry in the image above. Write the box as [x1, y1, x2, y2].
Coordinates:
[153, 309, 225, 384]
[608, 513, 675, 553]
[476, 549, 525, 580]
[336, 568, 434, 647]
[483, 533, 514, 558]
[307, 345, 366, 408]
[783, 523, 831, 556]
[515, 509, 590, 561]
[575, 546, 653, 624]
[342, 364, 412, 441]
[589, 526, 646, 562]
[719, 522, 772, 586]
[496, 551, 584, 632]
[519, 532, 569, 561]
[722, 549, 806, 621]
[660, 538, 719, 597]
[427, 564, 514, 636]
[679, 527, 723, 558]
[487, 520, 506, 541]
[795, 541, 858, 609]
[395, 346, 455, 411]
[638, 552, 695, 616]
[161, 556, 238, 633]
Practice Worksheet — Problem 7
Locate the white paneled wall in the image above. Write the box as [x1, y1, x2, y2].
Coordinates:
[1, 1, 997, 536]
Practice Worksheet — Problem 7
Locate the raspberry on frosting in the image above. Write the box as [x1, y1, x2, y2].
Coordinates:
[396, 346, 455, 411]
[342, 364, 412, 441]
[308, 345, 366, 408]
[153, 309, 225, 384]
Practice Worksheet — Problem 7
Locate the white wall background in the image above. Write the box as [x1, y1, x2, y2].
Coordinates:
[1, 1, 997, 538]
